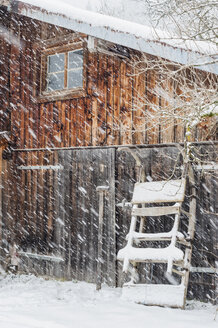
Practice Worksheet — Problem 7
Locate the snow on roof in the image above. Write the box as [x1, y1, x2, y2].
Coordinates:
[2, 0, 218, 74]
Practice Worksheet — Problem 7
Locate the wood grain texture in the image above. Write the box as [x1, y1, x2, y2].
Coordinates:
[0, 143, 217, 301]
[1, 13, 217, 150]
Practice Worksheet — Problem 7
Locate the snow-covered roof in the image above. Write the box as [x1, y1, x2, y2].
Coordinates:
[2, 0, 218, 74]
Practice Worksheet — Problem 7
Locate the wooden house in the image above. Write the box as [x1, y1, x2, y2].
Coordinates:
[0, 0, 217, 304]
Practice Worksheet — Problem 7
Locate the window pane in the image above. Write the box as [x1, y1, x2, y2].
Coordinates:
[67, 68, 83, 89]
[48, 53, 65, 73]
[68, 50, 83, 69]
[47, 72, 64, 91]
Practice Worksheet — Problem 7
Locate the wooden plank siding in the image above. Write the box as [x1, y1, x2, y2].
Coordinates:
[0, 8, 11, 133]
[0, 147, 4, 255]
[115, 144, 217, 301]
[1, 12, 216, 151]
[0, 9, 217, 304]
[0, 144, 216, 301]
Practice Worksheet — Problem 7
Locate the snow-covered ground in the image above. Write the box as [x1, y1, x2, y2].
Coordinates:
[0, 275, 216, 328]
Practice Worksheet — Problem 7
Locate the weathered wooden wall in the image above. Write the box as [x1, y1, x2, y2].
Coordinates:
[0, 8, 10, 133]
[1, 147, 116, 285]
[0, 8, 217, 149]
[0, 5, 217, 304]
[0, 147, 3, 250]
[115, 144, 217, 303]
[0, 144, 217, 302]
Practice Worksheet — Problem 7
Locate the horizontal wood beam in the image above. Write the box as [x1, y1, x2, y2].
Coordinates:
[18, 251, 64, 262]
[190, 267, 217, 274]
[194, 164, 218, 171]
[132, 205, 180, 217]
[17, 164, 63, 170]
[181, 164, 218, 171]
[12, 141, 218, 153]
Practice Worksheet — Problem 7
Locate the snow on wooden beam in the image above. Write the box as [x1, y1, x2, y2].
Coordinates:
[19, 251, 64, 262]
[190, 267, 217, 274]
[11, 141, 218, 153]
[181, 164, 218, 171]
[17, 164, 63, 170]
[87, 36, 96, 52]
[0, 131, 11, 146]
[195, 164, 218, 171]
[0, 0, 10, 6]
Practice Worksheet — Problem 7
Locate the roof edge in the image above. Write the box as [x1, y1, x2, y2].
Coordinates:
[3, 0, 218, 75]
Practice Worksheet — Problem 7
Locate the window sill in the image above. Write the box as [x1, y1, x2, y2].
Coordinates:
[37, 88, 86, 103]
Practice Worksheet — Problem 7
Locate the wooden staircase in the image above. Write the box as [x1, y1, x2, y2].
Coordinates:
[117, 170, 196, 308]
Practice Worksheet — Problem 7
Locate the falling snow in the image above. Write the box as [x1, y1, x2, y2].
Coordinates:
[0, 1, 217, 326]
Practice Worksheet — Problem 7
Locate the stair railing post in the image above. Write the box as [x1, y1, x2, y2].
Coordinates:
[182, 164, 196, 306]
[96, 186, 109, 291]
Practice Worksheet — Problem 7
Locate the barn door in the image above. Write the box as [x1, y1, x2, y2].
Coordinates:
[2, 149, 116, 285]
[8, 151, 66, 276]
[59, 148, 116, 286]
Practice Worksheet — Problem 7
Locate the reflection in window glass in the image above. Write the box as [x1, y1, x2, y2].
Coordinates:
[47, 72, 64, 91]
[48, 53, 65, 73]
[45, 49, 83, 92]
[67, 49, 83, 89]
[47, 53, 65, 91]
[68, 50, 83, 69]
[68, 68, 83, 89]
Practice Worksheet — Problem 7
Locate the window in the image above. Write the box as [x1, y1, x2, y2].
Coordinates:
[67, 50, 83, 89]
[39, 42, 85, 101]
[46, 49, 83, 92]
[47, 52, 65, 91]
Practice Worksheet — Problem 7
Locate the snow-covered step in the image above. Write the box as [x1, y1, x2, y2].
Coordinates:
[117, 245, 184, 263]
[132, 204, 180, 217]
[132, 179, 186, 204]
[122, 283, 186, 308]
[128, 231, 184, 242]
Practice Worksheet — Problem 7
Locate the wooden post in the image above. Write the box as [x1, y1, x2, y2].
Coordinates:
[96, 185, 109, 290]
[182, 163, 197, 308]
[0, 147, 2, 257]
